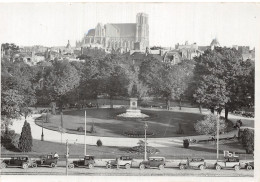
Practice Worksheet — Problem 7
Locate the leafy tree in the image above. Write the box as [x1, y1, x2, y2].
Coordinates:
[140, 58, 194, 110]
[18, 120, 33, 152]
[41, 60, 80, 111]
[240, 129, 254, 154]
[78, 50, 107, 106]
[126, 65, 149, 99]
[1, 43, 20, 61]
[1, 60, 37, 131]
[100, 53, 129, 108]
[194, 114, 227, 136]
[192, 47, 254, 118]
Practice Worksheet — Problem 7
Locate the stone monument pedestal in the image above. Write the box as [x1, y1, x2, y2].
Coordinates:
[117, 98, 149, 118]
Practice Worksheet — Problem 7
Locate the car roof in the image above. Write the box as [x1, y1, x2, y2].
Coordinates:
[149, 157, 165, 159]
[84, 155, 94, 157]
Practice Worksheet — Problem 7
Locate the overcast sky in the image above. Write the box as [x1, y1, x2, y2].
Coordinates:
[0, 3, 259, 48]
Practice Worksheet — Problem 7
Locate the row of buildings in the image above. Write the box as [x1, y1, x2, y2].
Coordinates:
[1, 13, 255, 66]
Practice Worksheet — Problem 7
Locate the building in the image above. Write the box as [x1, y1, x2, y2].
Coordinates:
[76, 13, 149, 53]
[232, 45, 255, 61]
[175, 41, 203, 60]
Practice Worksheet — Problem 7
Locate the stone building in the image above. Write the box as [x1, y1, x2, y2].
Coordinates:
[76, 13, 149, 52]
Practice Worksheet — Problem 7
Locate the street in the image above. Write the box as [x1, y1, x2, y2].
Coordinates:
[0, 166, 253, 176]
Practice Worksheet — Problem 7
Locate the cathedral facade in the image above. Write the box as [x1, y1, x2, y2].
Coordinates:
[76, 13, 149, 52]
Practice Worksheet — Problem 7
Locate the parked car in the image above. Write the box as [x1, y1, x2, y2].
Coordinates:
[245, 161, 254, 170]
[69, 155, 95, 169]
[35, 154, 58, 168]
[215, 157, 240, 171]
[179, 158, 206, 170]
[106, 156, 133, 169]
[0, 156, 36, 169]
[139, 157, 165, 170]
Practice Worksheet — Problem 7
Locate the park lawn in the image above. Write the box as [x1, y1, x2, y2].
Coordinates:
[35, 108, 205, 138]
[1, 137, 252, 160]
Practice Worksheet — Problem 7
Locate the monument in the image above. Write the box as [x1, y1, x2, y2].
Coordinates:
[117, 98, 149, 118]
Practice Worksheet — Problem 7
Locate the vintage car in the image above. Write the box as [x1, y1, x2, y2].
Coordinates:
[245, 161, 254, 170]
[215, 157, 240, 171]
[179, 158, 206, 170]
[0, 156, 36, 169]
[69, 155, 95, 169]
[139, 157, 165, 170]
[106, 156, 133, 169]
[35, 154, 58, 168]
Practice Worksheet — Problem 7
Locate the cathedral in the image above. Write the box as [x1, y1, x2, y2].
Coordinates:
[76, 13, 149, 52]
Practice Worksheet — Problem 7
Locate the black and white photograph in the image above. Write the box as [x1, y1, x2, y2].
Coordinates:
[0, 2, 259, 181]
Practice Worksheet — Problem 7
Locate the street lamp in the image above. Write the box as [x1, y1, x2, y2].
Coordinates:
[216, 113, 219, 161]
[144, 122, 148, 161]
[41, 116, 44, 141]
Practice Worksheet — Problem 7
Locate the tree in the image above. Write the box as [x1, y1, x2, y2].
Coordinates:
[1, 60, 37, 131]
[100, 53, 129, 108]
[240, 129, 254, 154]
[140, 58, 194, 110]
[42, 60, 80, 111]
[18, 120, 33, 152]
[194, 114, 227, 136]
[125, 65, 149, 99]
[192, 47, 254, 118]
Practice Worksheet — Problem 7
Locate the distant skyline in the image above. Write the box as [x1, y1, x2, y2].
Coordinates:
[0, 3, 259, 49]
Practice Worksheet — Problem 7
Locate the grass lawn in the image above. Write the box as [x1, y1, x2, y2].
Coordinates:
[35, 108, 205, 138]
[1, 136, 252, 160]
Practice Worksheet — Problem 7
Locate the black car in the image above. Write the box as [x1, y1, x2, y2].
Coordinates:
[69, 155, 95, 169]
[245, 161, 254, 170]
[0, 156, 36, 169]
[35, 154, 59, 168]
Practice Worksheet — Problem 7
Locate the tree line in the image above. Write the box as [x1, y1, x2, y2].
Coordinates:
[1, 44, 254, 132]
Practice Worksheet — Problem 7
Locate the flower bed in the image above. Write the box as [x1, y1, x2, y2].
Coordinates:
[123, 129, 155, 137]
[127, 146, 160, 154]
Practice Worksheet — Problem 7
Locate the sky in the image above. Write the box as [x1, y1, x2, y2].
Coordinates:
[0, 3, 259, 48]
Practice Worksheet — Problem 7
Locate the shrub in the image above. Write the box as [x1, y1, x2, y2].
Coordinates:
[18, 120, 33, 152]
[183, 139, 189, 148]
[176, 122, 184, 134]
[77, 126, 84, 132]
[194, 114, 227, 136]
[96, 139, 102, 147]
[240, 129, 254, 154]
[90, 122, 96, 133]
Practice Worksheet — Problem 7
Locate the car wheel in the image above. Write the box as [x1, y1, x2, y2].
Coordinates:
[68, 164, 74, 169]
[125, 163, 130, 169]
[234, 165, 240, 171]
[106, 164, 111, 169]
[247, 165, 253, 170]
[215, 165, 221, 171]
[32, 163, 37, 168]
[50, 163, 56, 168]
[0, 163, 6, 169]
[22, 163, 28, 169]
[88, 164, 93, 169]
[139, 164, 145, 170]
[179, 164, 185, 170]
[158, 164, 164, 170]
[199, 165, 205, 170]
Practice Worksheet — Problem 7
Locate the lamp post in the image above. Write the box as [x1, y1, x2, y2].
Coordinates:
[144, 122, 148, 161]
[41, 119, 44, 141]
[216, 112, 219, 161]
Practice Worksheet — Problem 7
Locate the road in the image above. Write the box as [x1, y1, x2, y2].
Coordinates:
[0, 166, 254, 176]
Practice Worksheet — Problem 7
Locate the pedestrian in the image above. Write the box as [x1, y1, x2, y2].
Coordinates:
[54, 152, 59, 159]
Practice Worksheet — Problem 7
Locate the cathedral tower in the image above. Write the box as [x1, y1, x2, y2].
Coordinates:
[136, 13, 149, 50]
